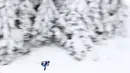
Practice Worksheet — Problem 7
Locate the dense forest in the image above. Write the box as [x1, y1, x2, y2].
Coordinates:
[0, 0, 127, 65]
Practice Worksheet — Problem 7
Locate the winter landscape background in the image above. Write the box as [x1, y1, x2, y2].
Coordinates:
[0, 0, 130, 73]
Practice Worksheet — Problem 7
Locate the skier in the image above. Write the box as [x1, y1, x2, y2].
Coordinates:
[41, 61, 50, 71]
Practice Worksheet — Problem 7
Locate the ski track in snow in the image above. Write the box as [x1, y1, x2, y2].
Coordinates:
[0, 0, 130, 73]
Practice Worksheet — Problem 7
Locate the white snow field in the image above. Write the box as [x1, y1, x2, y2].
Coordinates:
[1, 0, 130, 73]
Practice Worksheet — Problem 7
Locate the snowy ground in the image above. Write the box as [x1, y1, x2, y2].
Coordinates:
[1, 37, 130, 73]
[1, 0, 130, 73]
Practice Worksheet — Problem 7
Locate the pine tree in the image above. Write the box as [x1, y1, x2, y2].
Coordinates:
[54, 0, 95, 60]
[29, 0, 59, 47]
[0, 0, 35, 65]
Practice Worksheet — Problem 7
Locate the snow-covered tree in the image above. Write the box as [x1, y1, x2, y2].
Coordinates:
[29, 0, 60, 48]
[85, 0, 127, 40]
[101, 0, 127, 38]
[0, 0, 35, 65]
[53, 0, 95, 60]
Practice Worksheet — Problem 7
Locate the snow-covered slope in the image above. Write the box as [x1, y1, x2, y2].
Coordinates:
[0, 37, 130, 73]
